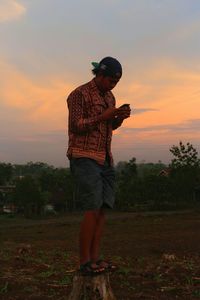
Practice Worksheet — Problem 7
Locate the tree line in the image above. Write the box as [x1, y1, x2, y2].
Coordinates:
[0, 141, 200, 217]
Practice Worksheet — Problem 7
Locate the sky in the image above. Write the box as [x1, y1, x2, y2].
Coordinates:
[0, 0, 200, 167]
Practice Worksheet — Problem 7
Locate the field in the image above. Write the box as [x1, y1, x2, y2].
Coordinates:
[1, 211, 200, 299]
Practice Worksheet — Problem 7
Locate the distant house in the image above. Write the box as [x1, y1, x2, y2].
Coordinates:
[3, 204, 16, 214]
[44, 204, 56, 215]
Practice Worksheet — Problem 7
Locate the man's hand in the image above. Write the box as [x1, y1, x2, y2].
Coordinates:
[100, 107, 118, 121]
[116, 105, 131, 120]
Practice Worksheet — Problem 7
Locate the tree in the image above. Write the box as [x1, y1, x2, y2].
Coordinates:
[169, 141, 200, 202]
[170, 141, 200, 168]
[115, 158, 138, 209]
[39, 168, 74, 212]
[13, 161, 55, 178]
[137, 161, 166, 178]
[13, 176, 46, 217]
[0, 163, 13, 185]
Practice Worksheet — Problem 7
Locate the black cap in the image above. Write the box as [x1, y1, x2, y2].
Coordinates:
[91, 56, 122, 78]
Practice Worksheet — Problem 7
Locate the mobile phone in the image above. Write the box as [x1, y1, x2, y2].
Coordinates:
[119, 103, 130, 108]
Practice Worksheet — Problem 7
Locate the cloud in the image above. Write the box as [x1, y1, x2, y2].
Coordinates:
[0, 0, 26, 22]
[113, 118, 200, 156]
[117, 119, 200, 135]
[167, 18, 200, 42]
[1, 57, 200, 165]
[116, 60, 200, 134]
[0, 60, 74, 131]
[133, 108, 158, 115]
[0, 134, 67, 167]
[112, 118, 200, 164]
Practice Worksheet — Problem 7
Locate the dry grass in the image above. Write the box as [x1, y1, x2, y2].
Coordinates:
[1, 211, 200, 299]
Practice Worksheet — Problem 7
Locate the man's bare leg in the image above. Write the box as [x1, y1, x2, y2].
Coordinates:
[79, 210, 98, 265]
[90, 209, 117, 271]
[90, 209, 106, 263]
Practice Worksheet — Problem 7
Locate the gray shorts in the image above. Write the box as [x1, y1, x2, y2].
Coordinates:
[70, 157, 115, 211]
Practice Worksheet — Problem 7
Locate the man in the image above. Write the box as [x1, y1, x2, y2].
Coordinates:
[67, 56, 131, 275]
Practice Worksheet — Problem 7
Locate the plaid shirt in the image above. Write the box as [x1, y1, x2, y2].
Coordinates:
[67, 79, 123, 165]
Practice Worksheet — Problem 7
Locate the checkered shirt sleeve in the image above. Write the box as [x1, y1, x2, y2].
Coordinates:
[67, 90, 101, 134]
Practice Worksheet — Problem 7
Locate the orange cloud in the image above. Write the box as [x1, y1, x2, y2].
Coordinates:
[1, 58, 200, 146]
[0, 0, 26, 22]
[116, 61, 200, 130]
[0, 61, 74, 130]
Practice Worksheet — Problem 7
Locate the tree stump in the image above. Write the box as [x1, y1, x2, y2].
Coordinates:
[68, 273, 116, 300]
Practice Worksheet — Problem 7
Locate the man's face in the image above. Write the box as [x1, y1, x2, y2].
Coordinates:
[100, 75, 121, 92]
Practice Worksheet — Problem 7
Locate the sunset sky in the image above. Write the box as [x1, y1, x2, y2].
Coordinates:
[1, 0, 200, 167]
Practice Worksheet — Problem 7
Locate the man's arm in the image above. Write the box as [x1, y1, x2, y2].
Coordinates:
[67, 90, 118, 134]
[67, 90, 101, 134]
[112, 116, 124, 130]
[112, 106, 131, 130]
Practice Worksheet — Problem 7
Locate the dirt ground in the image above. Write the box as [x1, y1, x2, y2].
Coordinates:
[1, 211, 200, 299]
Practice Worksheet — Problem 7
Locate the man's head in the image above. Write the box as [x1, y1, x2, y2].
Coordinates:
[92, 56, 122, 92]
